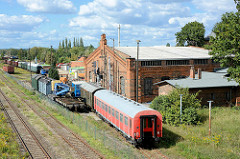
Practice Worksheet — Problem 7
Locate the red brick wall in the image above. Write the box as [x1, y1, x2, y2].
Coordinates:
[85, 34, 221, 103]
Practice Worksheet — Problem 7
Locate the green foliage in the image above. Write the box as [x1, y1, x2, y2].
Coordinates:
[235, 0, 240, 11]
[48, 66, 59, 80]
[209, 11, 240, 83]
[166, 43, 170, 47]
[150, 87, 201, 126]
[175, 21, 205, 47]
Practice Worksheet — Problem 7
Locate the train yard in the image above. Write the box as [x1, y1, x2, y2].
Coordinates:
[0, 69, 104, 158]
[0, 61, 169, 159]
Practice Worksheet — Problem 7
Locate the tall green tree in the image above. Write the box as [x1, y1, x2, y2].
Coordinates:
[48, 67, 59, 80]
[210, 10, 240, 83]
[80, 37, 84, 48]
[175, 21, 205, 47]
[73, 37, 76, 47]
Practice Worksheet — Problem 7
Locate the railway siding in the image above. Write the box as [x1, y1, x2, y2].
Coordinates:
[0, 69, 105, 159]
[0, 89, 53, 159]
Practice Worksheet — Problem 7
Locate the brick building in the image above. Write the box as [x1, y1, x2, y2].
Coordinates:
[70, 56, 86, 80]
[84, 34, 220, 103]
[155, 68, 240, 106]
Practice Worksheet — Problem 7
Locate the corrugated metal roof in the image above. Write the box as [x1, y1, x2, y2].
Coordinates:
[94, 90, 154, 118]
[155, 71, 239, 88]
[115, 46, 211, 60]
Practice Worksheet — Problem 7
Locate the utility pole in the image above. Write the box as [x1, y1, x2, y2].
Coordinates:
[29, 48, 32, 80]
[118, 24, 120, 47]
[50, 45, 53, 66]
[110, 38, 115, 91]
[208, 101, 213, 136]
[180, 94, 183, 123]
[136, 40, 141, 102]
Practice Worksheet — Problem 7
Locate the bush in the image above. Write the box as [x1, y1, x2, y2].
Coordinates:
[150, 87, 201, 126]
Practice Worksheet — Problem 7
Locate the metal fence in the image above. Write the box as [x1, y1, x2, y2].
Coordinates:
[2, 71, 145, 159]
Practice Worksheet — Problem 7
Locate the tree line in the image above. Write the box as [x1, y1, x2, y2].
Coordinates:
[0, 37, 95, 65]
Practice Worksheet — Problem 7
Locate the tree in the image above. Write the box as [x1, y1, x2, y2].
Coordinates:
[73, 37, 76, 47]
[175, 21, 205, 47]
[80, 37, 84, 48]
[150, 87, 201, 126]
[235, 0, 240, 11]
[166, 43, 170, 47]
[48, 66, 59, 80]
[209, 11, 240, 83]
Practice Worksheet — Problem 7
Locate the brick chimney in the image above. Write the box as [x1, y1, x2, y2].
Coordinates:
[100, 34, 107, 47]
[197, 68, 202, 79]
[190, 66, 195, 79]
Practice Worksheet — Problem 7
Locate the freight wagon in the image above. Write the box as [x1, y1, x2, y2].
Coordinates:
[3, 64, 14, 74]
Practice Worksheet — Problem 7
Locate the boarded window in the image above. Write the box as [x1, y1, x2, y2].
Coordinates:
[144, 77, 153, 95]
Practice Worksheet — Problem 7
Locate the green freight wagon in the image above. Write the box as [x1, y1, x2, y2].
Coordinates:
[31, 74, 44, 90]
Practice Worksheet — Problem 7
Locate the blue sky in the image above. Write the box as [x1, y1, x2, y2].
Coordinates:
[0, 0, 237, 49]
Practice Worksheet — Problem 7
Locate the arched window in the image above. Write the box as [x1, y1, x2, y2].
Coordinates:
[120, 76, 125, 95]
[144, 77, 153, 95]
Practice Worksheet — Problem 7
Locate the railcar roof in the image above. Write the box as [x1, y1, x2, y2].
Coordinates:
[73, 81, 103, 93]
[94, 90, 153, 118]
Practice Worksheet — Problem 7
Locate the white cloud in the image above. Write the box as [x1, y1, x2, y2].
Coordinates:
[0, 14, 44, 31]
[17, 0, 76, 14]
[192, 0, 236, 13]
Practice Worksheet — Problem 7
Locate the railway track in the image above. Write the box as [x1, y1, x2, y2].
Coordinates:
[0, 89, 52, 159]
[139, 147, 169, 159]
[0, 70, 104, 159]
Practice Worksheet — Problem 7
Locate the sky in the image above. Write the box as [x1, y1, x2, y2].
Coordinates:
[0, 0, 237, 49]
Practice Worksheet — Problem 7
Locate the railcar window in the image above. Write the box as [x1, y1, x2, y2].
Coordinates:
[105, 104, 107, 111]
[109, 106, 111, 114]
[120, 113, 123, 122]
[112, 108, 115, 116]
[116, 111, 119, 120]
[124, 116, 128, 126]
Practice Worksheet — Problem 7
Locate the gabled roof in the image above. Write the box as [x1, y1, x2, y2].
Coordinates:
[115, 46, 211, 60]
[154, 71, 239, 89]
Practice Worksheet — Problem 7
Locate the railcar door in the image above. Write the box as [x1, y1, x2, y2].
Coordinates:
[140, 115, 157, 139]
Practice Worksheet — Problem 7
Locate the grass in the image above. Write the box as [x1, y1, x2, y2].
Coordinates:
[158, 107, 240, 159]
[0, 112, 28, 158]
[0, 72, 121, 158]
[2, 64, 239, 158]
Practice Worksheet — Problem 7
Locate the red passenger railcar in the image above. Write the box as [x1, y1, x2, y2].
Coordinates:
[94, 90, 162, 144]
